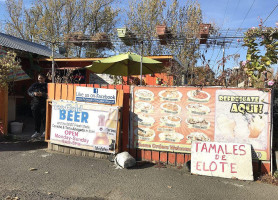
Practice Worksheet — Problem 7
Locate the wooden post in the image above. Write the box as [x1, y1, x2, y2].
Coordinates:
[0, 87, 8, 135]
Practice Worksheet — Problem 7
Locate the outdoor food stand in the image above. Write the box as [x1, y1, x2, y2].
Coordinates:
[45, 83, 273, 176]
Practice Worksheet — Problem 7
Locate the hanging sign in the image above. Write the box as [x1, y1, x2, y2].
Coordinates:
[191, 141, 253, 181]
[75, 86, 117, 104]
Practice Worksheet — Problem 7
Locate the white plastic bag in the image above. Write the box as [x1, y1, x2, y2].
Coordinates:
[114, 151, 136, 169]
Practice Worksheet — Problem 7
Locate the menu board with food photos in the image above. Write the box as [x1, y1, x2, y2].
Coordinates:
[131, 86, 271, 160]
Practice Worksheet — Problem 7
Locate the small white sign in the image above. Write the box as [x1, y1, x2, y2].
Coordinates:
[191, 141, 253, 181]
[75, 86, 117, 104]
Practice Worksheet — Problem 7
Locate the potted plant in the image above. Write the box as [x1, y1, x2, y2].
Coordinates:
[91, 33, 113, 49]
[199, 24, 211, 44]
[117, 28, 137, 46]
[156, 25, 172, 45]
[64, 32, 85, 47]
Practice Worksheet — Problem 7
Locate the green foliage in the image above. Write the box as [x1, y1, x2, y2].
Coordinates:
[243, 25, 278, 87]
[0, 51, 21, 88]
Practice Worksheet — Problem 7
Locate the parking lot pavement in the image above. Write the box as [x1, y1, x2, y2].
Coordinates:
[1, 140, 278, 200]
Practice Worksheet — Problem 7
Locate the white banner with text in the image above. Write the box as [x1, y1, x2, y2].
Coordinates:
[50, 100, 119, 153]
[75, 86, 117, 104]
[191, 141, 253, 181]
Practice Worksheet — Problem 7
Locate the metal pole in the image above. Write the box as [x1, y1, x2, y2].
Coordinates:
[51, 43, 55, 83]
[140, 40, 143, 86]
[223, 43, 226, 87]
[270, 89, 274, 175]
[236, 69, 239, 87]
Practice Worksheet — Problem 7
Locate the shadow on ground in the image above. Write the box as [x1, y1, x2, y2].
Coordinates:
[128, 161, 156, 170]
[0, 138, 47, 152]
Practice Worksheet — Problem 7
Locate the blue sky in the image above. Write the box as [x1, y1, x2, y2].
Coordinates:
[0, 0, 277, 73]
[197, 0, 278, 74]
[200, 0, 277, 28]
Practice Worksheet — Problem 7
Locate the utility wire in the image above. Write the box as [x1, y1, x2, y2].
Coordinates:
[207, 0, 231, 72]
[228, 0, 256, 50]
[262, 3, 278, 25]
[233, 3, 278, 58]
[211, 28, 230, 72]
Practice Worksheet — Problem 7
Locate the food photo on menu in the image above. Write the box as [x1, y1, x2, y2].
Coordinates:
[186, 116, 210, 129]
[160, 102, 181, 114]
[158, 89, 182, 101]
[135, 89, 154, 101]
[187, 89, 211, 102]
[137, 114, 155, 127]
[186, 103, 210, 115]
[135, 101, 154, 113]
[186, 132, 210, 144]
[160, 115, 181, 127]
[134, 127, 156, 141]
[158, 132, 184, 142]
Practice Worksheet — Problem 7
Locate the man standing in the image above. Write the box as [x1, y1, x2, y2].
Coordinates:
[27, 73, 48, 138]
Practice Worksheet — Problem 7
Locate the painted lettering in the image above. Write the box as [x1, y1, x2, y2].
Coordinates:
[233, 145, 238, 155]
[220, 162, 228, 172]
[210, 161, 217, 171]
[195, 142, 201, 152]
[203, 162, 209, 171]
[239, 145, 246, 155]
[196, 161, 201, 171]
[225, 145, 232, 154]
[218, 145, 224, 154]
[201, 143, 208, 152]
[209, 144, 216, 153]
[231, 163, 237, 173]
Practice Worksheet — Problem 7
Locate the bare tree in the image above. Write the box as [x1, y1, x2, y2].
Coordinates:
[124, 0, 203, 85]
[4, 0, 119, 57]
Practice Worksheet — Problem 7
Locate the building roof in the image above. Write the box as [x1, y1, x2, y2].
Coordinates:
[0, 32, 64, 58]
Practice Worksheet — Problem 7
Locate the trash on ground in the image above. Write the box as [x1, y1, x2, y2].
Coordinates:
[114, 151, 136, 169]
